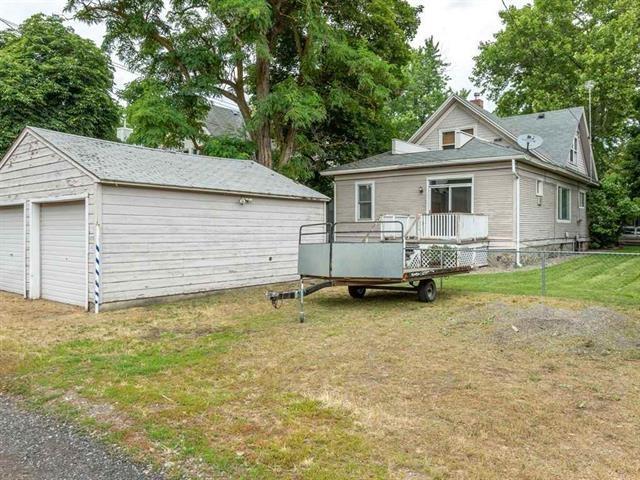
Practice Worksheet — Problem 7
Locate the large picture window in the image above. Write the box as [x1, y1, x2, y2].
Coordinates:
[356, 182, 374, 221]
[557, 186, 571, 222]
[428, 177, 473, 213]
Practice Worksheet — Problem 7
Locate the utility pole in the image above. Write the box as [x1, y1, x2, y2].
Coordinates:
[584, 80, 595, 141]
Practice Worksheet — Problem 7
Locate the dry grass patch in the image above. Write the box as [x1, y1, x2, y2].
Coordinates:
[1, 287, 639, 479]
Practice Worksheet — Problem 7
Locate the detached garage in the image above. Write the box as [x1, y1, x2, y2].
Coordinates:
[0, 127, 327, 311]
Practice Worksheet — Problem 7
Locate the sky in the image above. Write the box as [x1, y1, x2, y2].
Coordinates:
[0, 0, 531, 111]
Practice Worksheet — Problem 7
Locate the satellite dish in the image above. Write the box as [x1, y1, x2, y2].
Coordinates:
[517, 133, 544, 151]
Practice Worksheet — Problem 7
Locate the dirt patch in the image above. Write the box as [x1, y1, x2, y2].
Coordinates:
[477, 301, 640, 354]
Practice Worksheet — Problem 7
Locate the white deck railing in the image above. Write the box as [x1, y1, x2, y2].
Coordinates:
[381, 213, 488, 243]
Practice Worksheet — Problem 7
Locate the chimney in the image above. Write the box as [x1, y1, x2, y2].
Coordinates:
[469, 92, 484, 109]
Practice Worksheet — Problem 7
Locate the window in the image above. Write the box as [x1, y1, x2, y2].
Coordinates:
[570, 135, 579, 165]
[536, 179, 544, 197]
[578, 190, 586, 209]
[428, 177, 473, 213]
[557, 186, 571, 222]
[356, 182, 374, 221]
[441, 128, 474, 150]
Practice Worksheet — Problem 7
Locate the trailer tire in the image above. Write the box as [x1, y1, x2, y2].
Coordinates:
[348, 286, 367, 299]
[417, 279, 437, 303]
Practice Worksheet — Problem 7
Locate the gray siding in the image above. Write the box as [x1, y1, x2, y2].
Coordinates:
[0, 133, 96, 302]
[519, 165, 589, 244]
[415, 104, 503, 148]
[334, 162, 514, 245]
[100, 186, 325, 304]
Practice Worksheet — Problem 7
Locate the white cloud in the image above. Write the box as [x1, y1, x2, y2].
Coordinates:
[411, 0, 530, 110]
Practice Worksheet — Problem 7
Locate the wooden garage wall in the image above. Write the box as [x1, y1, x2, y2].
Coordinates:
[0, 132, 96, 301]
[99, 185, 325, 305]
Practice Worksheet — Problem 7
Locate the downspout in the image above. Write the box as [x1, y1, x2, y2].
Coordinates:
[512, 159, 522, 267]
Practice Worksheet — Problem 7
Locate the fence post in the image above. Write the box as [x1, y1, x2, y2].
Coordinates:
[541, 252, 547, 297]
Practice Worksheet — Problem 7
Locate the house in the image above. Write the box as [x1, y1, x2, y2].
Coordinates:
[322, 95, 598, 252]
[0, 127, 327, 311]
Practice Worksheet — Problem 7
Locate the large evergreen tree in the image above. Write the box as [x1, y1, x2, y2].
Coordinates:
[387, 37, 450, 140]
[0, 15, 120, 153]
[66, 0, 421, 170]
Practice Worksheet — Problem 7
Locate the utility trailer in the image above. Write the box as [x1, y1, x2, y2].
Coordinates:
[267, 221, 486, 322]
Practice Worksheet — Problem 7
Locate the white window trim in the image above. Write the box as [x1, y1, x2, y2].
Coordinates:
[578, 189, 586, 209]
[438, 124, 477, 150]
[536, 179, 544, 197]
[355, 181, 375, 221]
[556, 184, 571, 223]
[569, 134, 579, 165]
[425, 173, 475, 214]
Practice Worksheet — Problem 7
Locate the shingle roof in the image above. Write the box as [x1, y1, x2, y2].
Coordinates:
[323, 138, 525, 173]
[28, 127, 327, 201]
[204, 105, 245, 137]
[497, 107, 584, 168]
[324, 100, 587, 175]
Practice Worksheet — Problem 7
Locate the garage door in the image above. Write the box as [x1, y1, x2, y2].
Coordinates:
[40, 201, 86, 306]
[0, 205, 24, 294]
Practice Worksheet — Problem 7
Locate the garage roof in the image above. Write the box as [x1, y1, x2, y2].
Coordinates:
[27, 127, 327, 201]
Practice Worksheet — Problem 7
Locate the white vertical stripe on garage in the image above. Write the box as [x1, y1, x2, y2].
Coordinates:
[0, 205, 25, 294]
[40, 201, 86, 306]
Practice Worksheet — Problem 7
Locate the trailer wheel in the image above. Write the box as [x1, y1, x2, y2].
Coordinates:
[417, 279, 437, 303]
[348, 286, 367, 299]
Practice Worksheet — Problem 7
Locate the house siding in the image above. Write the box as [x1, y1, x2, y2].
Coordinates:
[415, 104, 503, 149]
[519, 164, 589, 245]
[0, 133, 96, 303]
[99, 185, 325, 305]
[334, 162, 514, 245]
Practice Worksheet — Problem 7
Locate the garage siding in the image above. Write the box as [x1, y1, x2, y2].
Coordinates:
[0, 205, 24, 294]
[100, 186, 325, 304]
[0, 133, 95, 300]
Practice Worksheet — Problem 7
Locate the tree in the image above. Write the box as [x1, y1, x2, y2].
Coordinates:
[65, 0, 421, 169]
[201, 135, 254, 160]
[387, 37, 450, 139]
[472, 0, 640, 152]
[472, 0, 640, 246]
[120, 78, 207, 149]
[0, 15, 120, 153]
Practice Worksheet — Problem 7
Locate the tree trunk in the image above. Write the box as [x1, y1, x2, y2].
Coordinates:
[279, 126, 297, 165]
[254, 55, 272, 168]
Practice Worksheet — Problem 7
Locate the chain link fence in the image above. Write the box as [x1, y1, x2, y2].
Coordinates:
[438, 247, 640, 307]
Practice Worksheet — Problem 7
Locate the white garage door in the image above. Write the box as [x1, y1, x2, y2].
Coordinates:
[0, 205, 24, 294]
[40, 201, 86, 306]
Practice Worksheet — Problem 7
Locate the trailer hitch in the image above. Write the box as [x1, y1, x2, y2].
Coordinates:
[266, 280, 334, 322]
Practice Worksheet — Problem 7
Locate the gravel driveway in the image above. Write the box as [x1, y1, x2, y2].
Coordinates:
[0, 395, 163, 480]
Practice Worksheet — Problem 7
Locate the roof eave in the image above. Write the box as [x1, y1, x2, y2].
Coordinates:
[97, 179, 330, 202]
[321, 155, 525, 176]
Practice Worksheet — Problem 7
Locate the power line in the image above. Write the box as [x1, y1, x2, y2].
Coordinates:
[0, 17, 19, 30]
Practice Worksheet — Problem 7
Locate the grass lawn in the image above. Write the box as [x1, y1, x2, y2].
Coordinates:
[1, 277, 640, 478]
[445, 247, 640, 305]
